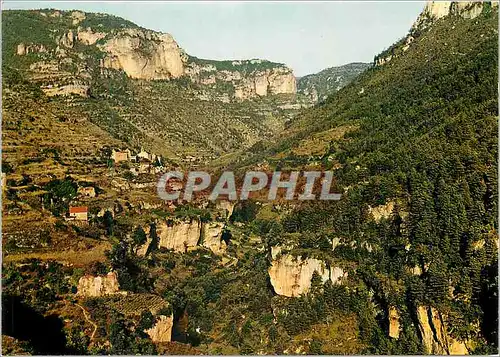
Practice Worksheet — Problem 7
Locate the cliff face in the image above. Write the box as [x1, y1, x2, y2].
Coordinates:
[202, 222, 227, 254]
[77, 272, 120, 297]
[10, 9, 297, 101]
[414, 1, 495, 29]
[417, 306, 468, 355]
[145, 315, 174, 342]
[100, 28, 186, 80]
[388, 306, 401, 339]
[268, 248, 346, 297]
[138, 219, 227, 254]
[157, 220, 202, 252]
[185, 59, 296, 100]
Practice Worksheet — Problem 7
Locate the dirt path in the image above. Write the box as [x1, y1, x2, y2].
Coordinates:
[76, 303, 98, 342]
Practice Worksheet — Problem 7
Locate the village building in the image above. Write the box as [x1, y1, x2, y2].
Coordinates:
[111, 149, 131, 163]
[68, 206, 88, 221]
[138, 162, 152, 174]
[136, 147, 151, 161]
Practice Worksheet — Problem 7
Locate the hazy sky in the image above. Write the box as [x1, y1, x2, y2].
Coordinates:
[3, 1, 425, 76]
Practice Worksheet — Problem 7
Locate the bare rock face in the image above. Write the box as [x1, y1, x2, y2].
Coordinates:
[157, 220, 201, 252]
[70, 11, 86, 26]
[202, 222, 227, 254]
[16, 43, 47, 56]
[77, 272, 120, 297]
[368, 201, 394, 222]
[100, 28, 185, 80]
[145, 315, 174, 342]
[388, 306, 400, 339]
[413, 1, 492, 30]
[215, 200, 235, 219]
[77, 27, 106, 45]
[268, 252, 346, 297]
[186, 60, 296, 100]
[377, 1, 497, 67]
[416, 306, 468, 355]
[234, 67, 296, 99]
[138, 219, 230, 255]
[59, 30, 75, 48]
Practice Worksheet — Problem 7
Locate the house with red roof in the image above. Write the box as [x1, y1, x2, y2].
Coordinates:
[68, 206, 88, 222]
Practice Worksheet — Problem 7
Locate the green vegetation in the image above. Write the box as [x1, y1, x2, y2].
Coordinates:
[188, 55, 288, 74]
[228, 7, 498, 354]
[297, 62, 371, 102]
[1, 4, 498, 356]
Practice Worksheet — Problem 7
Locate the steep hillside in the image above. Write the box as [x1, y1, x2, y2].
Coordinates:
[297, 62, 371, 103]
[224, 1, 498, 354]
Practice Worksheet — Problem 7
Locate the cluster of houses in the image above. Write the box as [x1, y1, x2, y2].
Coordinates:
[66, 147, 167, 224]
[111, 147, 166, 176]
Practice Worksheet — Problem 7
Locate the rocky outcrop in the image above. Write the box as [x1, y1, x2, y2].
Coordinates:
[100, 28, 185, 80]
[234, 67, 296, 99]
[77, 27, 106, 45]
[414, 1, 491, 29]
[202, 222, 227, 254]
[77, 272, 120, 297]
[58, 30, 75, 48]
[157, 220, 201, 252]
[216, 200, 235, 219]
[70, 11, 86, 26]
[368, 201, 394, 222]
[145, 315, 174, 342]
[16, 43, 47, 56]
[388, 306, 400, 339]
[416, 306, 468, 355]
[268, 251, 346, 297]
[185, 60, 296, 100]
[137, 218, 230, 255]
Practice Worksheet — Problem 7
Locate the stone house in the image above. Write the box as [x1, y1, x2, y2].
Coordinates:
[111, 149, 130, 163]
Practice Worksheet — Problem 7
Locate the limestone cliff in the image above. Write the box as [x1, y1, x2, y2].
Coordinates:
[100, 28, 185, 80]
[11, 9, 298, 103]
[77, 271, 120, 297]
[388, 306, 400, 339]
[416, 306, 468, 355]
[202, 222, 227, 254]
[268, 249, 346, 297]
[413, 1, 495, 30]
[185, 58, 296, 100]
[145, 315, 174, 342]
[138, 219, 228, 254]
[157, 220, 202, 252]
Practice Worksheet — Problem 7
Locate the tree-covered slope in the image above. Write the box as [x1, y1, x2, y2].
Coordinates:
[224, 4, 498, 354]
[297, 62, 371, 103]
